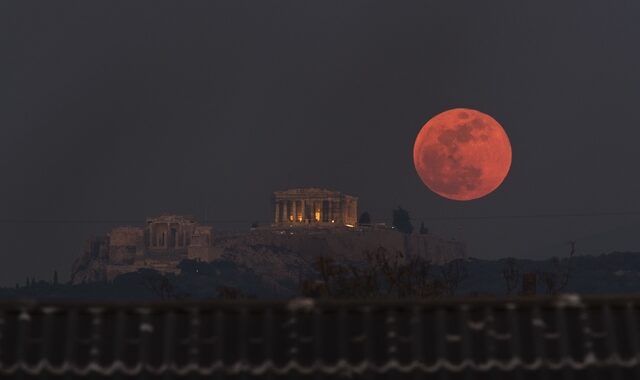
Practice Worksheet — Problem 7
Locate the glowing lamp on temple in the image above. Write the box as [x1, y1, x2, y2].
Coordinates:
[413, 108, 512, 201]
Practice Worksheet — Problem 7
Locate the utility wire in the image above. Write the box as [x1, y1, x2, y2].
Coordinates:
[0, 211, 640, 224]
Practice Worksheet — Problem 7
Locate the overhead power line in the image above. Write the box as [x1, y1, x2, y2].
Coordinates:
[0, 211, 640, 224]
[415, 211, 640, 221]
[0, 219, 263, 224]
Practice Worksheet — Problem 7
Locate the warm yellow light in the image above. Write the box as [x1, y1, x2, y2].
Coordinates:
[331, 219, 335, 223]
[314, 210, 320, 221]
[297, 214, 303, 222]
[289, 215, 294, 221]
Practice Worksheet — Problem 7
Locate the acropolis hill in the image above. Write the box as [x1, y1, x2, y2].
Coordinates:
[70, 188, 466, 284]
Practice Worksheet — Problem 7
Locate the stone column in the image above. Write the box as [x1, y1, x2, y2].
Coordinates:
[292, 200, 297, 223]
[165, 223, 170, 248]
[283, 201, 288, 223]
[352, 199, 357, 224]
[328, 200, 333, 222]
[349, 200, 355, 224]
[301, 200, 306, 223]
[329, 199, 339, 223]
[275, 201, 280, 223]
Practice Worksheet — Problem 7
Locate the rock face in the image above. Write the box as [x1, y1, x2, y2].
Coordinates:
[71, 225, 465, 285]
[215, 226, 466, 293]
[70, 237, 110, 284]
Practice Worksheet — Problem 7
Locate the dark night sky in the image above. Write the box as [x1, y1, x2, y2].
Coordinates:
[2, 1, 640, 286]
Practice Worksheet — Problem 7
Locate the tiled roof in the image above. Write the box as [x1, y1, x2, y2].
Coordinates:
[1, 295, 639, 378]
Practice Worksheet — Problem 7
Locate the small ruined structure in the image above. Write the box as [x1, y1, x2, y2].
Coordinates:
[71, 215, 220, 283]
[110, 215, 217, 263]
[272, 188, 358, 227]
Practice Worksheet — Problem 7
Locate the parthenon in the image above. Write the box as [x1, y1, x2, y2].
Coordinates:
[272, 188, 358, 226]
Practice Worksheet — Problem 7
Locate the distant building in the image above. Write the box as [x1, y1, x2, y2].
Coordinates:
[272, 188, 358, 227]
[71, 215, 221, 282]
[109, 215, 217, 263]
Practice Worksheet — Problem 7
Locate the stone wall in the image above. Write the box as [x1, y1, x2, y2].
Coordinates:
[108, 227, 146, 264]
[187, 226, 223, 261]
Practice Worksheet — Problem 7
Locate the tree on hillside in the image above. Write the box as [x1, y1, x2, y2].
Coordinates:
[440, 258, 468, 296]
[53, 270, 59, 286]
[300, 247, 445, 298]
[140, 270, 189, 300]
[392, 207, 413, 234]
[216, 286, 251, 299]
[419, 222, 428, 234]
[358, 211, 371, 225]
[539, 241, 576, 295]
[501, 257, 520, 295]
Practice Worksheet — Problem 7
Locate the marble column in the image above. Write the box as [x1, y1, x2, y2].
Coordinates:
[283, 201, 288, 223]
[292, 200, 297, 223]
[275, 201, 280, 223]
[165, 223, 170, 248]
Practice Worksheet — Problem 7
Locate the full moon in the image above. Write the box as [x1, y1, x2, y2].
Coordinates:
[413, 108, 512, 201]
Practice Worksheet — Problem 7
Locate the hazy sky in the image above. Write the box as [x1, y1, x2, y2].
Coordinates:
[2, 1, 640, 286]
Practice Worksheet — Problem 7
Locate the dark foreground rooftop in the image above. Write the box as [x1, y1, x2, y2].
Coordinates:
[1, 295, 640, 379]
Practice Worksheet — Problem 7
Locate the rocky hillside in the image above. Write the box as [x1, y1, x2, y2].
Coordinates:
[70, 226, 466, 286]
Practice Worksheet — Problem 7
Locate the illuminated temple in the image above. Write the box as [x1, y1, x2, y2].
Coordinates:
[272, 188, 358, 227]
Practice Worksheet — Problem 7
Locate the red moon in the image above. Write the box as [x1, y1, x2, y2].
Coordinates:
[413, 108, 512, 201]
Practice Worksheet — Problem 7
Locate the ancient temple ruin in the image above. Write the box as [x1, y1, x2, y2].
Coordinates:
[108, 215, 216, 262]
[71, 215, 221, 282]
[272, 188, 358, 227]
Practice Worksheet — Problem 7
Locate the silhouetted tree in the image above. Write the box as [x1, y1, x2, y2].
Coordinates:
[25, 277, 29, 288]
[216, 286, 250, 299]
[250, 221, 259, 229]
[538, 241, 576, 295]
[141, 270, 189, 300]
[419, 222, 429, 234]
[300, 247, 443, 299]
[53, 270, 58, 286]
[392, 207, 413, 234]
[358, 211, 372, 225]
[440, 258, 468, 296]
[521, 272, 537, 295]
[501, 257, 520, 295]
